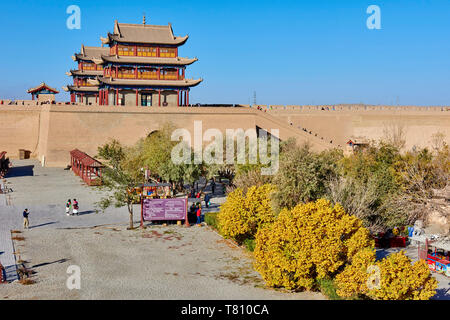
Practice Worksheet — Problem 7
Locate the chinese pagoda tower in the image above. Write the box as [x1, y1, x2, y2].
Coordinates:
[65, 46, 109, 104]
[66, 19, 202, 107]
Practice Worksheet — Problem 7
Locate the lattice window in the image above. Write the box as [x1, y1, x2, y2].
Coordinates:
[159, 48, 176, 58]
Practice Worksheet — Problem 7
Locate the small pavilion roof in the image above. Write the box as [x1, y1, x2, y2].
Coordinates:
[97, 76, 203, 88]
[74, 46, 109, 62]
[101, 21, 188, 46]
[65, 85, 100, 93]
[27, 82, 59, 94]
[347, 138, 369, 145]
[70, 149, 103, 168]
[96, 55, 198, 66]
[67, 70, 104, 77]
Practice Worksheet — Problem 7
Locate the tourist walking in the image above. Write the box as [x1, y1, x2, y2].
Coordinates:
[204, 193, 211, 208]
[23, 209, 30, 229]
[65, 199, 72, 216]
[73, 199, 79, 216]
[196, 203, 202, 224]
[210, 179, 216, 194]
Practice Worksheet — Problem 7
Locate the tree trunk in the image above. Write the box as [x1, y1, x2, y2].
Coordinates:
[128, 202, 134, 230]
[202, 176, 208, 192]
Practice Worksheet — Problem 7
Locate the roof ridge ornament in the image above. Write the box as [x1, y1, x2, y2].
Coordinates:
[143, 13, 146, 25]
[168, 22, 175, 40]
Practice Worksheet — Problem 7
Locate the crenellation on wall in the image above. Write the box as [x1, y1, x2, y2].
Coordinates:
[261, 104, 449, 112]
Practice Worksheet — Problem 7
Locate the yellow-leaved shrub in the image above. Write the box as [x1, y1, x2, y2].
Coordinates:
[336, 250, 437, 300]
[368, 251, 437, 300]
[253, 199, 373, 291]
[218, 184, 276, 243]
[335, 247, 376, 298]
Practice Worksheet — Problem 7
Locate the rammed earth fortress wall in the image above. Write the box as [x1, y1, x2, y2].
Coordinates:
[0, 104, 448, 167]
[262, 105, 450, 150]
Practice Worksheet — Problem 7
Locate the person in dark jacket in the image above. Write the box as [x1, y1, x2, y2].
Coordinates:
[23, 209, 30, 229]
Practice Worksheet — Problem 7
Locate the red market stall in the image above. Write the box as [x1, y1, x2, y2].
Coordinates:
[70, 149, 103, 186]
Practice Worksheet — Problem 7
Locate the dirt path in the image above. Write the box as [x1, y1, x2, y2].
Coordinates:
[1, 225, 324, 300]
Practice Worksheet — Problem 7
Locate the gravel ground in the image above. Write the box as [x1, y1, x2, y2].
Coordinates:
[0, 160, 323, 300]
[0, 225, 324, 300]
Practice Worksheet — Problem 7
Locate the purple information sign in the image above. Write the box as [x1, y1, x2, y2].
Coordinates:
[143, 198, 187, 221]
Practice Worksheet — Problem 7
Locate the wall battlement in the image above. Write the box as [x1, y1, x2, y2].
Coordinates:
[244, 104, 450, 113]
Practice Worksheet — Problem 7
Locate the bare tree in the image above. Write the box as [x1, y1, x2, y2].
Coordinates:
[382, 122, 407, 150]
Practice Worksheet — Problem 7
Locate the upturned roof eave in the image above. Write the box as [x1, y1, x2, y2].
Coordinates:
[107, 34, 189, 46]
[97, 76, 203, 88]
[98, 54, 198, 66]
[67, 85, 100, 93]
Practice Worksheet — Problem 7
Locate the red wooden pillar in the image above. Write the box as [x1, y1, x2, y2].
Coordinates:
[182, 68, 185, 80]
[158, 90, 161, 106]
[116, 89, 119, 106]
[135, 67, 138, 79]
[115, 66, 119, 79]
[134, 45, 137, 56]
[157, 68, 160, 80]
[136, 89, 139, 106]
[95, 94, 98, 104]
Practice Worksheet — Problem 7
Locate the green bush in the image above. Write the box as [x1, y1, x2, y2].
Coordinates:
[243, 238, 256, 252]
[205, 212, 219, 230]
[316, 278, 343, 300]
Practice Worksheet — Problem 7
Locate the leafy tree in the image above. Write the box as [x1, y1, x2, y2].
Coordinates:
[96, 139, 141, 229]
[126, 123, 204, 193]
[271, 141, 342, 211]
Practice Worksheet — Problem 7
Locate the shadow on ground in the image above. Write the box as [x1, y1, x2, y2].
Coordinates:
[5, 165, 35, 178]
[434, 287, 450, 300]
[30, 222, 58, 229]
[32, 258, 69, 269]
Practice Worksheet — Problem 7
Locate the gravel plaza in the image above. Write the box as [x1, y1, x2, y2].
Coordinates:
[0, 160, 324, 300]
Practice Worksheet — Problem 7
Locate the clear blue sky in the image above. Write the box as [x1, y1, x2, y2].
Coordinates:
[0, 0, 449, 105]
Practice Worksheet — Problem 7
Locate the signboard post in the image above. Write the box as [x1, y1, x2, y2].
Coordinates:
[143, 198, 188, 223]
